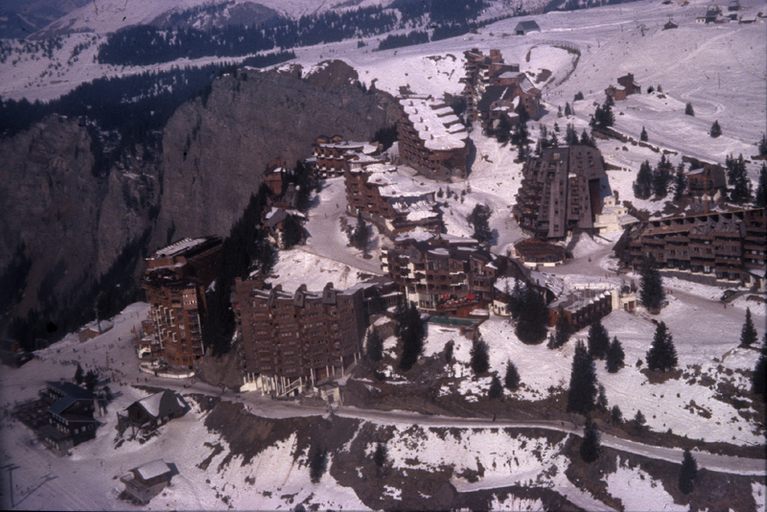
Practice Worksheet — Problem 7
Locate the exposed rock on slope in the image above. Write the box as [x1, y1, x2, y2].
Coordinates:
[155, 60, 400, 245]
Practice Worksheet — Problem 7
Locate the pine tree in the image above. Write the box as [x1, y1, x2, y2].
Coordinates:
[710, 120, 722, 138]
[508, 279, 525, 320]
[580, 129, 594, 147]
[496, 114, 512, 144]
[398, 303, 425, 371]
[489, 374, 503, 399]
[678, 449, 698, 494]
[760, 133, 767, 157]
[565, 123, 578, 145]
[652, 157, 673, 198]
[567, 341, 598, 414]
[373, 442, 388, 476]
[515, 287, 549, 345]
[640, 126, 648, 142]
[633, 160, 654, 199]
[444, 340, 454, 364]
[740, 308, 758, 348]
[685, 102, 694, 116]
[611, 405, 623, 424]
[639, 256, 665, 313]
[468, 204, 493, 244]
[580, 419, 601, 463]
[504, 360, 520, 391]
[282, 214, 303, 248]
[366, 329, 383, 363]
[351, 211, 369, 251]
[309, 446, 328, 483]
[647, 321, 678, 371]
[75, 364, 84, 385]
[633, 409, 646, 431]
[755, 163, 767, 208]
[587, 320, 610, 359]
[564, 102, 573, 116]
[606, 336, 625, 373]
[596, 384, 608, 411]
[552, 309, 571, 349]
[752, 344, 766, 398]
[673, 167, 687, 201]
[470, 338, 490, 375]
[729, 154, 752, 204]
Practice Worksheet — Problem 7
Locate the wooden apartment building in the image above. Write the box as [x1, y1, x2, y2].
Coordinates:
[233, 280, 384, 396]
[312, 135, 384, 177]
[513, 145, 610, 240]
[142, 237, 223, 370]
[621, 208, 766, 288]
[345, 162, 442, 235]
[397, 96, 469, 180]
[381, 234, 500, 313]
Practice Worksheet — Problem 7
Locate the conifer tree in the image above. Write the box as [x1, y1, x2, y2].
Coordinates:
[729, 154, 753, 204]
[468, 204, 492, 244]
[373, 442, 388, 477]
[652, 157, 673, 198]
[504, 360, 520, 391]
[496, 114, 512, 144]
[366, 329, 383, 363]
[565, 123, 579, 145]
[351, 211, 370, 251]
[552, 309, 571, 349]
[678, 449, 698, 494]
[75, 364, 84, 385]
[398, 303, 424, 371]
[587, 320, 610, 359]
[752, 343, 766, 398]
[515, 287, 548, 345]
[611, 405, 623, 424]
[84, 370, 98, 392]
[755, 163, 767, 208]
[759, 133, 767, 157]
[508, 280, 525, 320]
[673, 166, 687, 201]
[710, 120, 722, 138]
[685, 102, 694, 116]
[647, 321, 678, 371]
[596, 384, 608, 411]
[640, 126, 648, 142]
[470, 338, 490, 375]
[567, 341, 598, 414]
[606, 336, 625, 373]
[564, 102, 573, 116]
[282, 214, 303, 248]
[580, 419, 601, 463]
[309, 446, 328, 483]
[639, 256, 665, 313]
[489, 374, 503, 399]
[633, 160, 654, 199]
[740, 308, 758, 348]
[633, 409, 646, 432]
[444, 340, 454, 365]
[580, 129, 594, 147]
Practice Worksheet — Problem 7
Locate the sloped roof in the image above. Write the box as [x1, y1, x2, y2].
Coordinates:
[47, 381, 93, 400]
[135, 460, 173, 481]
[515, 20, 541, 32]
[129, 390, 188, 420]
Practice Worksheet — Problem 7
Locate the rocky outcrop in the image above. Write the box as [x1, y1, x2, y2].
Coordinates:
[1, 60, 398, 330]
[154, 60, 400, 246]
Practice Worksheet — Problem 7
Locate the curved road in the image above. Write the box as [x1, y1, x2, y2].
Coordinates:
[145, 374, 766, 477]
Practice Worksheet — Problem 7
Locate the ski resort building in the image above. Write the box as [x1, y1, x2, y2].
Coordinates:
[397, 96, 469, 180]
[141, 237, 223, 371]
[344, 162, 442, 235]
[514, 20, 541, 35]
[121, 460, 177, 505]
[605, 73, 641, 101]
[233, 280, 391, 396]
[685, 164, 727, 199]
[117, 390, 189, 439]
[312, 135, 383, 177]
[381, 234, 500, 314]
[38, 382, 98, 455]
[620, 208, 767, 288]
[513, 145, 610, 240]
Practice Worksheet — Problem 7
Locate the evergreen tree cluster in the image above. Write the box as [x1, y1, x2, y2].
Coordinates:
[646, 321, 678, 371]
[752, 341, 766, 399]
[580, 419, 601, 463]
[633, 160, 654, 200]
[652, 155, 674, 198]
[397, 303, 425, 371]
[639, 257, 665, 313]
[590, 101, 615, 129]
[587, 320, 610, 359]
[350, 211, 370, 252]
[606, 337, 625, 373]
[376, 30, 429, 50]
[514, 287, 549, 345]
[309, 445, 328, 483]
[678, 449, 698, 494]
[549, 308, 571, 349]
[366, 329, 384, 363]
[673, 163, 687, 201]
[756, 163, 767, 208]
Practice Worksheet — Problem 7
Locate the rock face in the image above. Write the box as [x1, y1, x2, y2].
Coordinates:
[1, 60, 398, 328]
[0, 115, 160, 319]
[155, 60, 399, 246]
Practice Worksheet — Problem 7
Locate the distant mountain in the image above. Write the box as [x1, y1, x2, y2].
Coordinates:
[0, 0, 89, 39]
[150, 1, 281, 31]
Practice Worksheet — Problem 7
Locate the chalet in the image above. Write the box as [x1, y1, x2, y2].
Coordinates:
[514, 20, 541, 35]
[264, 207, 306, 249]
[548, 289, 613, 330]
[685, 164, 726, 199]
[605, 73, 641, 101]
[121, 460, 177, 505]
[38, 381, 98, 455]
[117, 390, 189, 438]
[704, 5, 722, 23]
[663, 19, 679, 30]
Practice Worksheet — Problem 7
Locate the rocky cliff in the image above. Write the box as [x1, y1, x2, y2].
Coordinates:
[1, 60, 398, 333]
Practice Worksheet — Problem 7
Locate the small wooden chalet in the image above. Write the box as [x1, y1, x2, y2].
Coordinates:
[514, 20, 541, 35]
[605, 73, 641, 101]
[39, 381, 98, 455]
[686, 164, 726, 199]
[118, 390, 189, 438]
[121, 460, 177, 505]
